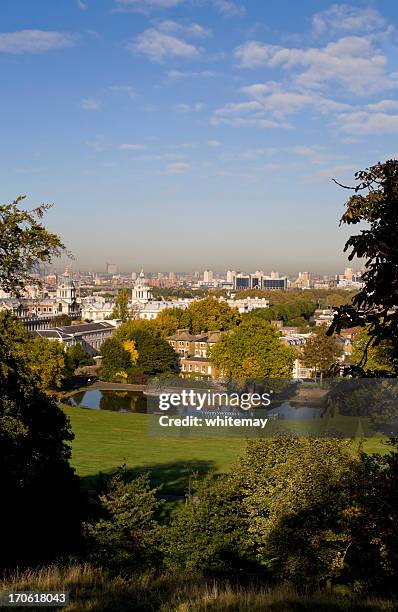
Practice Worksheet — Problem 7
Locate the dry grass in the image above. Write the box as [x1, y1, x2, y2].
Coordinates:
[1, 565, 396, 611]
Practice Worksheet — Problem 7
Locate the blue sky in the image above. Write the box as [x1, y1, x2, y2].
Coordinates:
[2, 0, 398, 274]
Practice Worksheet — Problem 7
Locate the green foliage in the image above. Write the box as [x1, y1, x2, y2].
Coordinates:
[230, 438, 359, 589]
[247, 300, 316, 326]
[329, 161, 398, 373]
[352, 327, 397, 374]
[27, 337, 66, 390]
[0, 196, 66, 296]
[84, 474, 160, 571]
[302, 326, 343, 374]
[100, 338, 132, 382]
[0, 311, 81, 567]
[155, 308, 185, 337]
[163, 474, 255, 575]
[65, 343, 95, 374]
[180, 297, 240, 334]
[111, 288, 132, 323]
[51, 314, 73, 327]
[114, 320, 179, 376]
[210, 318, 296, 378]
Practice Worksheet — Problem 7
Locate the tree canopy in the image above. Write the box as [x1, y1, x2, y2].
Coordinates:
[0, 196, 66, 295]
[210, 318, 296, 379]
[301, 326, 343, 375]
[329, 160, 398, 373]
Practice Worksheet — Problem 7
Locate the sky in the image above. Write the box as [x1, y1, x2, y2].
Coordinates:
[2, 0, 398, 274]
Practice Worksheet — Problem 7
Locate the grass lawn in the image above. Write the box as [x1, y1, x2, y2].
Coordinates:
[64, 406, 390, 495]
[64, 406, 247, 494]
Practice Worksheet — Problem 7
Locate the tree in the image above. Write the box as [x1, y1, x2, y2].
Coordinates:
[114, 321, 179, 375]
[230, 438, 361, 589]
[155, 308, 184, 337]
[352, 327, 397, 374]
[100, 338, 133, 382]
[0, 196, 66, 295]
[0, 311, 81, 567]
[65, 343, 95, 374]
[84, 474, 160, 571]
[27, 337, 66, 391]
[163, 474, 255, 575]
[210, 318, 296, 379]
[122, 339, 139, 365]
[328, 160, 398, 373]
[51, 313, 72, 327]
[111, 288, 132, 322]
[181, 297, 240, 334]
[301, 326, 342, 375]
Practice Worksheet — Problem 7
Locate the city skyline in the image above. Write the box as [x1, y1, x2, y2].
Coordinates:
[2, 0, 398, 271]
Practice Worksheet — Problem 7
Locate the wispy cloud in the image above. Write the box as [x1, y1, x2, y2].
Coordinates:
[81, 98, 101, 111]
[212, 81, 349, 129]
[235, 36, 396, 96]
[212, 0, 245, 18]
[157, 20, 211, 38]
[337, 110, 398, 135]
[114, 0, 184, 11]
[0, 30, 76, 54]
[207, 140, 221, 147]
[129, 28, 199, 61]
[305, 163, 358, 184]
[77, 0, 88, 10]
[312, 4, 388, 38]
[119, 143, 146, 150]
[174, 102, 204, 112]
[166, 69, 217, 80]
[109, 85, 136, 99]
[166, 161, 190, 173]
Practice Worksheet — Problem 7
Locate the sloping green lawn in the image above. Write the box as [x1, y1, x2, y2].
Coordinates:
[64, 406, 389, 495]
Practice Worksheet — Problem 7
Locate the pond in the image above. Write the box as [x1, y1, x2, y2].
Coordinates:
[62, 389, 147, 413]
[62, 389, 320, 420]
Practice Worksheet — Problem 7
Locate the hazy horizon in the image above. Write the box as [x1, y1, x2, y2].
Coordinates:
[2, 0, 397, 271]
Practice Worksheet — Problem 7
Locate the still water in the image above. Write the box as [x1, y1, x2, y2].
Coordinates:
[63, 389, 147, 413]
[63, 389, 319, 419]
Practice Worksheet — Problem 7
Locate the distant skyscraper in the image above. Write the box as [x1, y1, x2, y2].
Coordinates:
[226, 270, 236, 283]
[106, 262, 117, 275]
[168, 271, 176, 282]
[344, 267, 353, 281]
[131, 271, 137, 281]
[203, 269, 213, 283]
[296, 271, 311, 289]
[270, 271, 279, 279]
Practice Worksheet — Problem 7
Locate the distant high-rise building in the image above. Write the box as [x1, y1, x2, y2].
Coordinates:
[157, 272, 163, 281]
[296, 271, 311, 289]
[168, 271, 176, 282]
[203, 269, 213, 283]
[131, 271, 137, 281]
[194, 271, 200, 279]
[344, 267, 353, 281]
[226, 270, 236, 283]
[270, 271, 279, 279]
[106, 262, 117, 275]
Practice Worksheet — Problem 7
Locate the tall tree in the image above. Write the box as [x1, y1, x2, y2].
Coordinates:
[111, 288, 132, 322]
[181, 297, 240, 334]
[0, 196, 66, 295]
[301, 326, 343, 375]
[0, 311, 81, 567]
[210, 318, 296, 379]
[328, 160, 398, 373]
